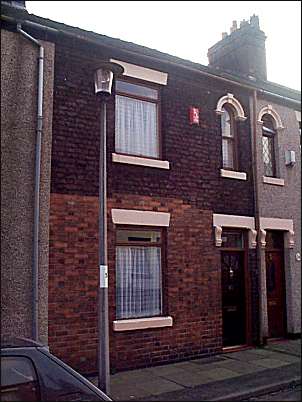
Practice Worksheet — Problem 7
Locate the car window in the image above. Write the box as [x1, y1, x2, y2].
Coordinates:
[1, 356, 40, 401]
[37, 350, 110, 401]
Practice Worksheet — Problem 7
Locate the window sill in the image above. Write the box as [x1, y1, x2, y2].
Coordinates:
[220, 169, 247, 181]
[112, 153, 170, 169]
[113, 316, 173, 331]
[263, 176, 285, 186]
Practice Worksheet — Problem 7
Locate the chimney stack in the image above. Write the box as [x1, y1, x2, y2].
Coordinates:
[207, 15, 267, 81]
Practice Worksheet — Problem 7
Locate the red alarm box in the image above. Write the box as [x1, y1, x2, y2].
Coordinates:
[189, 106, 199, 125]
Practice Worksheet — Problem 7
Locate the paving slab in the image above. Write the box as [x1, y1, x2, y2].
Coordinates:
[110, 369, 156, 383]
[110, 384, 152, 401]
[266, 340, 301, 357]
[186, 356, 229, 365]
[267, 353, 301, 363]
[212, 360, 267, 375]
[138, 378, 184, 395]
[171, 360, 212, 372]
[158, 370, 215, 387]
[202, 367, 242, 381]
[250, 358, 295, 369]
[225, 350, 274, 361]
[147, 365, 188, 376]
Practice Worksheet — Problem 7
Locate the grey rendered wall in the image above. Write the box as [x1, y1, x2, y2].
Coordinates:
[256, 98, 301, 334]
[1, 30, 55, 343]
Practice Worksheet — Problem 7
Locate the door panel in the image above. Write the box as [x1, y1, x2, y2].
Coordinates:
[221, 251, 246, 347]
[266, 252, 285, 338]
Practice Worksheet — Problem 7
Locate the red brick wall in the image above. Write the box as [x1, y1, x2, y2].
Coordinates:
[49, 193, 221, 373]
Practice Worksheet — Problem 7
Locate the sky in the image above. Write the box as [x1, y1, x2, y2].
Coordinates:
[26, 1, 301, 91]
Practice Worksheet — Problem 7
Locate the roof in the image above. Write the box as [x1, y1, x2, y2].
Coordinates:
[1, 336, 45, 348]
[1, 2, 300, 104]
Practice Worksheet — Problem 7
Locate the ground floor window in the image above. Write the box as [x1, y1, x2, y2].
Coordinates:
[116, 228, 163, 319]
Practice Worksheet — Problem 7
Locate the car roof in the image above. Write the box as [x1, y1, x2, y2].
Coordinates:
[1, 336, 45, 348]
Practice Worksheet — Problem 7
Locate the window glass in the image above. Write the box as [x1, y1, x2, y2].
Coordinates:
[115, 80, 159, 158]
[262, 136, 275, 176]
[116, 229, 163, 319]
[221, 105, 236, 169]
[265, 231, 283, 249]
[221, 230, 244, 248]
[116, 80, 158, 100]
[262, 114, 276, 177]
[221, 108, 232, 138]
[117, 230, 161, 243]
[1, 356, 40, 401]
[222, 139, 234, 169]
[115, 95, 158, 158]
[262, 115, 275, 132]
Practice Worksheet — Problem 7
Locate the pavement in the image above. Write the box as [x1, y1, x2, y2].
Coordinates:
[88, 338, 301, 401]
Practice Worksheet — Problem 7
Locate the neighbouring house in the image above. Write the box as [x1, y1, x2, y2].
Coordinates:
[1, 1, 300, 375]
[1, 0, 54, 345]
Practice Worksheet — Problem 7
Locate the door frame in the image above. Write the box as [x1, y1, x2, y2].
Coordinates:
[220, 228, 252, 348]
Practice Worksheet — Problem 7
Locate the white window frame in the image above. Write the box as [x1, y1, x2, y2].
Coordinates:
[112, 60, 170, 169]
[112, 209, 173, 331]
[215, 93, 247, 180]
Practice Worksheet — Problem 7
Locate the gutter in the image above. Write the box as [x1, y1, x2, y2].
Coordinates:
[16, 23, 44, 342]
[2, 13, 300, 107]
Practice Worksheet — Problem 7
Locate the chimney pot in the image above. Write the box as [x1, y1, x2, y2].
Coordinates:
[222, 32, 228, 39]
[240, 19, 248, 28]
[250, 14, 260, 28]
[230, 20, 237, 33]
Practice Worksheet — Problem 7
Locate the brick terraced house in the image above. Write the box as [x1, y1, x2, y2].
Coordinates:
[1, 1, 301, 375]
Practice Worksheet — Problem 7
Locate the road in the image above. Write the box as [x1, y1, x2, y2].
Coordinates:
[244, 384, 301, 401]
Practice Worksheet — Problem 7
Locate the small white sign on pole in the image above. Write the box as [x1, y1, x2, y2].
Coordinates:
[99, 265, 108, 288]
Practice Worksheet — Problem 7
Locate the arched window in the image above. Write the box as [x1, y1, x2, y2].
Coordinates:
[262, 114, 277, 177]
[221, 105, 237, 170]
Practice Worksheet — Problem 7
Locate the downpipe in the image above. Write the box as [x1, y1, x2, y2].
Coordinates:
[17, 23, 44, 342]
[250, 89, 268, 345]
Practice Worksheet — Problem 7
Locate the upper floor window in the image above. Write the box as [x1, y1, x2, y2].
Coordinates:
[221, 105, 237, 170]
[115, 79, 160, 159]
[262, 114, 276, 177]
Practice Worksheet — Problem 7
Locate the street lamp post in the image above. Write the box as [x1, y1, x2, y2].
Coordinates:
[94, 62, 124, 394]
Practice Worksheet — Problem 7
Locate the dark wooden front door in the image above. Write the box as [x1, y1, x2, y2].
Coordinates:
[221, 251, 246, 347]
[266, 251, 286, 338]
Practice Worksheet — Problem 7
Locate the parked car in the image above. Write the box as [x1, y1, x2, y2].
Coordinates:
[1, 337, 112, 401]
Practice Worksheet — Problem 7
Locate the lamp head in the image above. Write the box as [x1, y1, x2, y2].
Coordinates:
[94, 61, 124, 96]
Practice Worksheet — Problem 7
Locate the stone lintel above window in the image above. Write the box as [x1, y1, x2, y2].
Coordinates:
[112, 209, 171, 227]
[110, 59, 168, 85]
